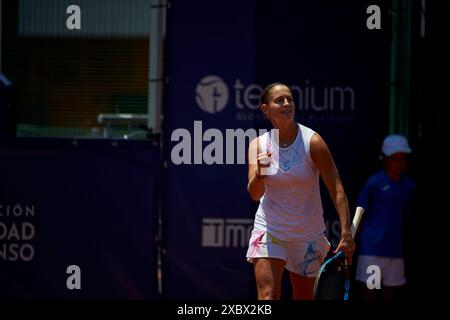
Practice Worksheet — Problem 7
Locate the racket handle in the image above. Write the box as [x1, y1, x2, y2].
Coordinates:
[351, 206, 365, 238]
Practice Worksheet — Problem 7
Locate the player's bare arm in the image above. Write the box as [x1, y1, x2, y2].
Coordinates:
[310, 133, 355, 263]
[247, 137, 266, 201]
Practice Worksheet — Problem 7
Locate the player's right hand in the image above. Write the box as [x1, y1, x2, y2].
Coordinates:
[256, 152, 271, 176]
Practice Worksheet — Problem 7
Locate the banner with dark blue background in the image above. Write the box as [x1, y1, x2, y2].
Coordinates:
[163, 0, 389, 299]
[0, 138, 160, 299]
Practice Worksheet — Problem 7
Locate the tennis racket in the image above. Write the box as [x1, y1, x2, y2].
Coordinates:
[313, 206, 365, 300]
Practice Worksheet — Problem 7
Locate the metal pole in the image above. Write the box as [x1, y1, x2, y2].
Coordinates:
[400, 0, 412, 136]
[389, 0, 413, 136]
[148, 0, 167, 134]
[148, 0, 168, 297]
[420, 0, 426, 38]
[389, 0, 399, 134]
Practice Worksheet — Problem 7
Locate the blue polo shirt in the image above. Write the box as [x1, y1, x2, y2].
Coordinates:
[356, 170, 415, 257]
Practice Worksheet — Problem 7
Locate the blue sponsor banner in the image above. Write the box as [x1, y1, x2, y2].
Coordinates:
[253, 1, 390, 237]
[163, 0, 389, 298]
[163, 0, 258, 299]
[0, 138, 160, 299]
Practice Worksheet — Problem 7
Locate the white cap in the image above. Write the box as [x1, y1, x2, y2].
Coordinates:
[381, 134, 412, 157]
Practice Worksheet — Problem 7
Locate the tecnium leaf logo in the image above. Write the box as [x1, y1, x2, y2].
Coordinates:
[195, 75, 229, 113]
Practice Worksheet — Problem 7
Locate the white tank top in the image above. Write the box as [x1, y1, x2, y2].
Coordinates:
[253, 123, 326, 241]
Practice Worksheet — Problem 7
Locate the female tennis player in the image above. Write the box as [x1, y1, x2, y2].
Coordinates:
[246, 82, 355, 300]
